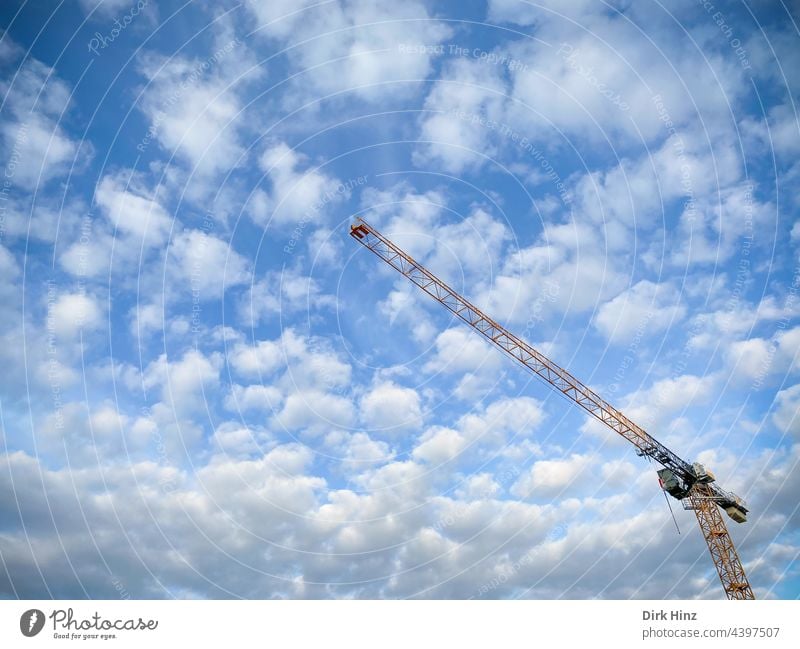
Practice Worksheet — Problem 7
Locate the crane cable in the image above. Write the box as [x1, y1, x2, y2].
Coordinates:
[661, 482, 682, 535]
[646, 453, 681, 534]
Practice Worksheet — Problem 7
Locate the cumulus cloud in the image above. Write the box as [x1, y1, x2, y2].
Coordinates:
[168, 229, 251, 299]
[225, 384, 282, 414]
[143, 348, 222, 417]
[487, 0, 600, 25]
[95, 172, 172, 247]
[360, 381, 424, 435]
[225, 329, 356, 436]
[0, 52, 87, 190]
[488, 4, 749, 147]
[239, 268, 336, 326]
[414, 396, 545, 465]
[245, 0, 450, 102]
[625, 374, 718, 431]
[413, 426, 466, 464]
[477, 219, 627, 325]
[594, 280, 686, 344]
[361, 188, 509, 286]
[727, 326, 800, 386]
[511, 453, 595, 498]
[229, 338, 284, 378]
[251, 142, 347, 226]
[136, 37, 256, 177]
[1, 425, 797, 598]
[415, 57, 508, 173]
[671, 183, 774, 267]
[211, 421, 273, 458]
[0, 244, 20, 303]
[378, 280, 438, 344]
[48, 292, 103, 339]
[773, 385, 800, 439]
[274, 390, 355, 433]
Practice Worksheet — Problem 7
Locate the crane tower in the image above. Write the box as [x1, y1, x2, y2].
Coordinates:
[350, 218, 754, 600]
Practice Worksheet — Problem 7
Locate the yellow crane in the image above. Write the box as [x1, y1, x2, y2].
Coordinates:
[350, 218, 754, 600]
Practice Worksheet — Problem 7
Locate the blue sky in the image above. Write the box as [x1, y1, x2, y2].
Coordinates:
[0, 0, 798, 599]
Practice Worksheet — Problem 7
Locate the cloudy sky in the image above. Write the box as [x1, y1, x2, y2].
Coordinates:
[0, 0, 798, 600]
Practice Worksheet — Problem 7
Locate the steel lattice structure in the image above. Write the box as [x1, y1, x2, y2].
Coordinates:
[350, 218, 754, 600]
[688, 483, 755, 599]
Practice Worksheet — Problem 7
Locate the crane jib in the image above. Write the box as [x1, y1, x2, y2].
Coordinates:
[350, 218, 755, 600]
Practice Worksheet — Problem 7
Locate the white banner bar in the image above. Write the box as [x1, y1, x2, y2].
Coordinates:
[1, 600, 796, 648]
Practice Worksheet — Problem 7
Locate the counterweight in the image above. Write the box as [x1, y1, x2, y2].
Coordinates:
[350, 218, 754, 600]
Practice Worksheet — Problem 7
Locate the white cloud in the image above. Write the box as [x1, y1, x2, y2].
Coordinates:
[33, 399, 157, 466]
[773, 385, 800, 439]
[413, 426, 467, 464]
[246, 0, 450, 102]
[625, 373, 717, 431]
[329, 431, 395, 471]
[168, 229, 251, 299]
[600, 459, 638, 488]
[455, 473, 501, 499]
[143, 349, 221, 417]
[223, 330, 356, 436]
[59, 230, 113, 279]
[79, 0, 142, 16]
[360, 184, 448, 257]
[95, 172, 172, 247]
[511, 454, 595, 498]
[477, 219, 627, 325]
[496, 11, 749, 148]
[360, 381, 423, 435]
[129, 301, 162, 336]
[414, 396, 545, 464]
[225, 384, 283, 413]
[361, 188, 509, 286]
[487, 0, 599, 26]
[378, 280, 438, 344]
[728, 337, 773, 381]
[415, 57, 508, 173]
[1, 195, 88, 245]
[1, 434, 796, 598]
[211, 421, 272, 458]
[0, 244, 20, 302]
[252, 142, 345, 226]
[274, 390, 355, 434]
[276, 329, 352, 393]
[459, 396, 545, 445]
[424, 327, 507, 399]
[424, 327, 502, 376]
[240, 268, 336, 326]
[229, 338, 284, 379]
[306, 227, 344, 266]
[425, 207, 510, 284]
[740, 103, 800, 160]
[671, 183, 774, 266]
[572, 136, 714, 244]
[583, 372, 721, 450]
[90, 404, 128, 438]
[49, 292, 103, 339]
[686, 295, 800, 352]
[136, 41, 254, 177]
[0, 54, 87, 190]
[594, 280, 686, 344]
[727, 326, 800, 385]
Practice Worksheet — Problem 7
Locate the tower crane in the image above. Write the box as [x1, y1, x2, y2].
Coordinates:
[350, 218, 754, 600]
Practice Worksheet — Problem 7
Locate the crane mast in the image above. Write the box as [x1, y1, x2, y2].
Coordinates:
[350, 218, 754, 600]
